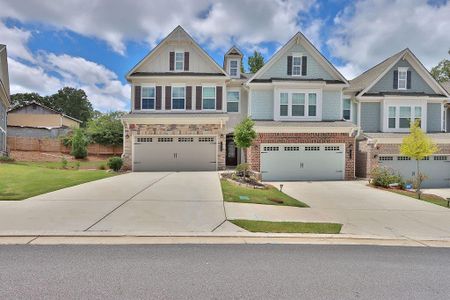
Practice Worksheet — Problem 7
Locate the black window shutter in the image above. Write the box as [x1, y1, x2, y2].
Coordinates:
[169, 52, 175, 71]
[134, 86, 141, 110]
[406, 71, 411, 89]
[393, 70, 398, 89]
[301, 56, 307, 76]
[165, 86, 171, 110]
[216, 86, 223, 110]
[184, 52, 189, 71]
[186, 86, 192, 110]
[287, 56, 292, 75]
[196, 86, 202, 110]
[155, 86, 162, 110]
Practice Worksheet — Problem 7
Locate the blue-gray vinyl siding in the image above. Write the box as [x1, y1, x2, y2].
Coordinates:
[369, 60, 435, 94]
[352, 102, 358, 124]
[258, 43, 334, 80]
[250, 89, 274, 120]
[360, 102, 380, 132]
[322, 91, 341, 120]
[427, 103, 442, 132]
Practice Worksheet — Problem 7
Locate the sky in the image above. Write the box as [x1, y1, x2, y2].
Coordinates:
[0, 0, 449, 112]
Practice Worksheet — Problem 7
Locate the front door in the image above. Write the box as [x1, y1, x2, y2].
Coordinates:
[226, 136, 238, 166]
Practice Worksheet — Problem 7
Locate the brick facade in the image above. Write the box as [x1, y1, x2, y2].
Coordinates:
[122, 123, 226, 170]
[247, 132, 356, 180]
[356, 138, 450, 178]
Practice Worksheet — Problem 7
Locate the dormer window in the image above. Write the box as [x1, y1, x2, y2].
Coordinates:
[398, 67, 408, 90]
[175, 52, 184, 71]
[229, 59, 239, 78]
[292, 55, 302, 76]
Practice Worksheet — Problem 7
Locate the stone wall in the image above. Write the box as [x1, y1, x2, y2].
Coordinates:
[247, 132, 356, 180]
[122, 123, 226, 170]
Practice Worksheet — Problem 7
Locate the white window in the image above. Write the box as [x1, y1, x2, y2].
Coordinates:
[141, 86, 155, 110]
[280, 93, 288, 116]
[343, 98, 351, 121]
[398, 68, 407, 90]
[388, 105, 422, 130]
[227, 91, 240, 113]
[278, 91, 319, 119]
[292, 56, 302, 76]
[172, 86, 185, 110]
[229, 60, 239, 78]
[175, 52, 184, 71]
[202, 87, 216, 110]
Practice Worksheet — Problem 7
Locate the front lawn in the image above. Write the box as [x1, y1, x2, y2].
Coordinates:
[0, 163, 116, 200]
[230, 220, 342, 234]
[221, 179, 308, 207]
[17, 160, 107, 170]
[388, 189, 449, 208]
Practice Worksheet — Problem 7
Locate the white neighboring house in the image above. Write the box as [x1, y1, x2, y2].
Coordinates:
[0, 44, 10, 155]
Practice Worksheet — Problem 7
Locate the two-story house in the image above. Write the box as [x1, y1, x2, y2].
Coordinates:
[0, 44, 10, 155]
[122, 26, 359, 181]
[349, 49, 450, 188]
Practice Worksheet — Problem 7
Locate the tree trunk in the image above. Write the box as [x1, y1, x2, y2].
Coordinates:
[416, 159, 421, 200]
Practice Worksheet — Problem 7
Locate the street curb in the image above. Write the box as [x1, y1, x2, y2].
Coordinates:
[0, 234, 449, 247]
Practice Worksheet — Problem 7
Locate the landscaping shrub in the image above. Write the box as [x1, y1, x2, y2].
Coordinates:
[0, 155, 14, 163]
[98, 164, 107, 170]
[370, 166, 404, 188]
[61, 157, 68, 169]
[107, 157, 123, 172]
[70, 129, 88, 159]
[75, 161, 81, 170]
[235, 163, 251, 178]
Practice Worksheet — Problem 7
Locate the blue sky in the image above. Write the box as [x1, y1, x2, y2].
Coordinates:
[1, 0, 449, 111]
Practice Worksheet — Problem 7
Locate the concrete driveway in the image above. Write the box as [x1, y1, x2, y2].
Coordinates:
[0, 172, 227, 234]
[226, 181, 450, 240]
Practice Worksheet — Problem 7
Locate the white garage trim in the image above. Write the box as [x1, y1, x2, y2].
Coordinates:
[132, 133, 219, 172]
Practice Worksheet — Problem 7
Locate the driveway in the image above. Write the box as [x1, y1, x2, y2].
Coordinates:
[226, 181, 450, 240]
[0, 172, 227, 234]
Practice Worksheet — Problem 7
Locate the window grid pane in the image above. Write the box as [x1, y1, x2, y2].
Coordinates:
[292, 93, 305, 105]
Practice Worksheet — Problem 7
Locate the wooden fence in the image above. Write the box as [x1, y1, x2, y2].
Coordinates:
[7, 136, 122, 156]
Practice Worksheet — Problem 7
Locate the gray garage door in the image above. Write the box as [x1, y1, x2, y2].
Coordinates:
[379, 155, 450, 188]
[260, 144, 345, 181]
[133, 136, 217, 171]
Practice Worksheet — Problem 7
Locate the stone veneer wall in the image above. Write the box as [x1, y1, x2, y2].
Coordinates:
[247, 132, 356, 180]
[356, 139, 450, 178]
[122, 123, 226, 170]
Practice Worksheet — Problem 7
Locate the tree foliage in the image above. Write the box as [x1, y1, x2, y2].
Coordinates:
[248, 51, 265, 73]
[430, 49, 450, 83]
[233, 117, 257, 149]
[400, 121, 439, 196]
[70, 128, 88, 159]
[86, 111, 124, 146]
[10, 87, 94, 126]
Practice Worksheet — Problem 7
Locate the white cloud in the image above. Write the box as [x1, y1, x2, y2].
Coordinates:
[0, 0, 318, 55]
[328, 0, 450, 79]
[0, 22, 33, 61]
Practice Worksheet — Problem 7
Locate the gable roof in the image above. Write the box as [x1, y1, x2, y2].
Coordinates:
[8, 101, 82, 123]
[442, 81, 450, 94]
[349, 48, 449, 97]
[246, 32, 348, 85]
[126, 26, 228, 79]
[225, 46, 243, 57]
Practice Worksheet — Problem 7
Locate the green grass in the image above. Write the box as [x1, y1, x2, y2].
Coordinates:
[388, 188, 449, 208]
[0, 163, 116, 200]
[16, 160, 107, 170]
[221, 179, 308, 207]
[230, 219, 342, 234]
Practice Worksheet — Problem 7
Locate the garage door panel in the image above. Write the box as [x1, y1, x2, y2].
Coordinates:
[261, 144, 345, 181]
[133, 136, 217, 172]
[379, 156, 450, 188]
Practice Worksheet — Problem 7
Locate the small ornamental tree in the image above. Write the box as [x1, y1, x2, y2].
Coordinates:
[400, 120, 439, 198]
[248, 51, 265, 73]
[70, 128, 88, 159]
[233, 117, 257, 177]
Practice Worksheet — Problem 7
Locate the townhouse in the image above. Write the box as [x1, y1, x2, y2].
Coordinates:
[121, 26, 450, 187]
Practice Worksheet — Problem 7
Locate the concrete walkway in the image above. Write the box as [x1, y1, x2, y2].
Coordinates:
[0, 172, 228, 234]
[226, 181, 450, 240]
[423, 188, 450, 200]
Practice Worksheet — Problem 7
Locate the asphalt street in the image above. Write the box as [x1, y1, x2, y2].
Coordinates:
[0, 244, 449, 299]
